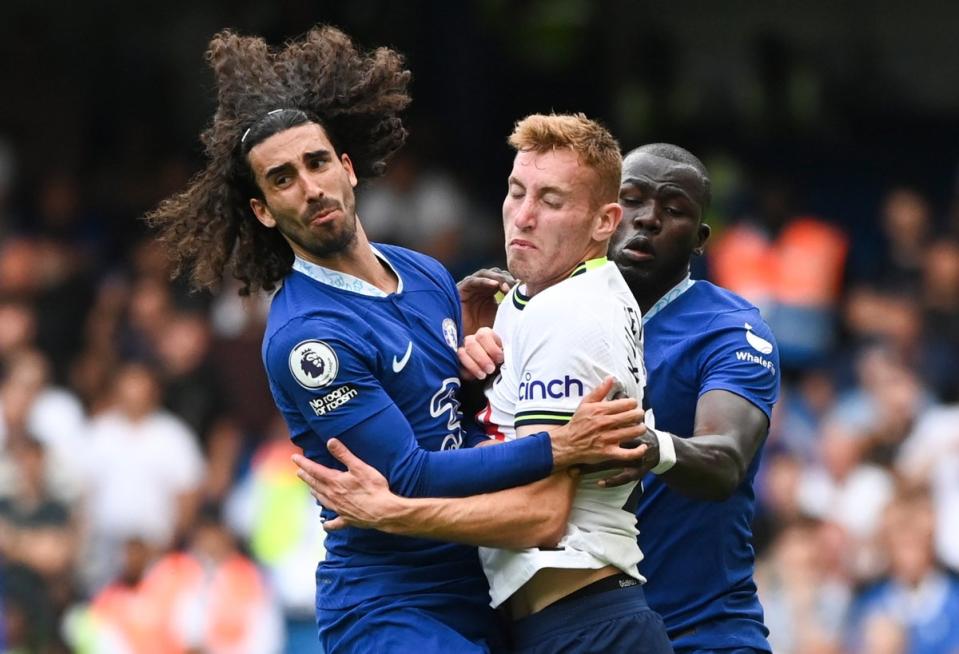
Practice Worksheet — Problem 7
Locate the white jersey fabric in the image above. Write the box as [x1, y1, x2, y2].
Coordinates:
[476, 259, 647, 608]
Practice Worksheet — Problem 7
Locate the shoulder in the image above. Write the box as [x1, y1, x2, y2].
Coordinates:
[528, 265, 632, 322]
[517, 269, 635, 356]
[522, 285, 607, 341]
[683, 282, 776, 344]
[377, 243, 454, 286]
[689, 281, 764, 318]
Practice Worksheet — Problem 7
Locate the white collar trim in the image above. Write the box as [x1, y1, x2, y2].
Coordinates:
[292, 246, 401, 297]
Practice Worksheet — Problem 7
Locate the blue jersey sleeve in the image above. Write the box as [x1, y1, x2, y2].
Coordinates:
[265, 319, 552, 498]
[698, 312, 780, 420]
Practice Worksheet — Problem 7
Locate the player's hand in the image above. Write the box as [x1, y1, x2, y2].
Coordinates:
[292, 439, 401, 532]
[581, 430, 661, 488]
[458, 327, 504, 380]
[550, 377, 649, 469]
[458, 267, 515, 337]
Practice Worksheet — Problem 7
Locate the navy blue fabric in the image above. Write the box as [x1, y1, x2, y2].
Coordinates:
[509, 584, 673, 654]
[316, 584, 506, 654]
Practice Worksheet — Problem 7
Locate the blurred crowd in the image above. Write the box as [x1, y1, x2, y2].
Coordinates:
[0, 125, 958, 654]
[714, 180, 959, 654]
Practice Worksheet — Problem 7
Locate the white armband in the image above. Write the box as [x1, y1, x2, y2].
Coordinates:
[651, 429, 677, 475]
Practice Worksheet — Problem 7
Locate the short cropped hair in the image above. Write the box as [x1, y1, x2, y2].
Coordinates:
[508, 113, 622, 205]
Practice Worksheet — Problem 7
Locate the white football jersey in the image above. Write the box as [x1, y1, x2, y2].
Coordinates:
[476, 259, 647, 608]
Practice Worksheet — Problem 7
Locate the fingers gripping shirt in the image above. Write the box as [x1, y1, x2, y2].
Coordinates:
[477, 261, 648, 608]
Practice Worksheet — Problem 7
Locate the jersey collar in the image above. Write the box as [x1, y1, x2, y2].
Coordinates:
[512, 257, 608, 310]
[569, 256, 608, 278]
[643, 274, 695, 325]
[292, 246, 402, 297]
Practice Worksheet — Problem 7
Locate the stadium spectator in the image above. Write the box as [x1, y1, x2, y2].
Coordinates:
[848, 188, 933, 293]
[896, 404, 959, 572]
[225, 415, 327, 653]
[708, 176, 847, 369]
[0, 436, 75, 653]
[144, 504, 284, 653]
[80, 362, 204, 592]
[358, 147, 477, 275]
[156, 311, 242, 501]
[756, 517, 849, 654]
[847, 486, 959, 654]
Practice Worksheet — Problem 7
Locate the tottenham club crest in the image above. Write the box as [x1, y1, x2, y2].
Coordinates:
[442, 318, 458, 350]
[289, 340, 338, 389]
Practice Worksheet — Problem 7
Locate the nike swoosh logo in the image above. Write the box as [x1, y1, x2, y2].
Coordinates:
[392, 341, 413, 373]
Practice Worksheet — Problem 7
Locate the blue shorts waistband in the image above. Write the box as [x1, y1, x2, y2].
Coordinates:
[511, 583, 651, 649]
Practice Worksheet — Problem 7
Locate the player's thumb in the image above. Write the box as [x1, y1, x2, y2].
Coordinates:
[584, 376, 615, 402]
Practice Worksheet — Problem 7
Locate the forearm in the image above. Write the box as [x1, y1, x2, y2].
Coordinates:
[376, 472, 575, 549]
[658, 390, 769, 500]
[660, 432, 749, 500]
[330, 405, 553, 499]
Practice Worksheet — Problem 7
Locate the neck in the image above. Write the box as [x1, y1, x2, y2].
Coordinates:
[631, 268, 690, 314]
[527, 247, 607, 298]
[295, 220, 397, 293]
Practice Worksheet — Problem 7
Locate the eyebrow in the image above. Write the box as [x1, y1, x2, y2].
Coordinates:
[265, 162, 295, 180]
[509, 177, 569, 196]
[265, 149, 332, 180]
[621, 176, 693, 199]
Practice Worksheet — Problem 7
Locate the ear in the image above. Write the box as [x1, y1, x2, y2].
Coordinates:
[593, 201, 623, 242]
[250, 198, 276, 228]
[693, 222, 711, 256]
[341, 153, 358, 188]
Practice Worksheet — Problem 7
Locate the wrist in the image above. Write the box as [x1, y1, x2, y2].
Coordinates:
[547, 427, 571, 470]
[380, 495, 416, 535]
[650, 429, 677, 475]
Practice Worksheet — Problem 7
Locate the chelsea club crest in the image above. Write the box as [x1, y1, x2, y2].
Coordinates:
[442, 318, 458, 350]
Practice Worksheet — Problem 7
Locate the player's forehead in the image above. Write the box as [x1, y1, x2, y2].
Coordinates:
[621, 152, 706, 201]
[247, 122, 335, 170]
[509, 148, 591, 193]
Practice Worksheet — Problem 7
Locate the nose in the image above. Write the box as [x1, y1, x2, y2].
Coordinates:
[511, 197, 536, 231]
[630, 204, 660, 232]
[301, 171, 325, 200]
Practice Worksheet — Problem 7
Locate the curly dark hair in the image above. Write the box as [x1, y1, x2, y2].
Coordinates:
[145, 26, 411, 295]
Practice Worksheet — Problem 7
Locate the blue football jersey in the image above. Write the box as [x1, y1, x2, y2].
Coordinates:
[638, 280, 779, 652]
[261, 244, 491, 615]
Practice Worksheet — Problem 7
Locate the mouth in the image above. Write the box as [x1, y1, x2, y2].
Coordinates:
[618, 236, 654, 262]
[508, 239, 536, 251]
[307, 206, 340, 226]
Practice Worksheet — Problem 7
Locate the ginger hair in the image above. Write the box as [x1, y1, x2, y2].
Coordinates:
[508, 113, 622, 205]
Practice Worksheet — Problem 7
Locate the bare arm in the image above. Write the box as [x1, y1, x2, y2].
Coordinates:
[601, 389, 769, 500]
[294, 433, 636, 549]
[375, 468, 579, 549]
[660, 389, 768, 499]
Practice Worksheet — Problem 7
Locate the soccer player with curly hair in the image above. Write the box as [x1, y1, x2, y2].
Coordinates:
[147, 26, 649, 652]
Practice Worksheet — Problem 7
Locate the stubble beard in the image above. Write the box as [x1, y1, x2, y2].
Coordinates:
[291, 195, 359, 259]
